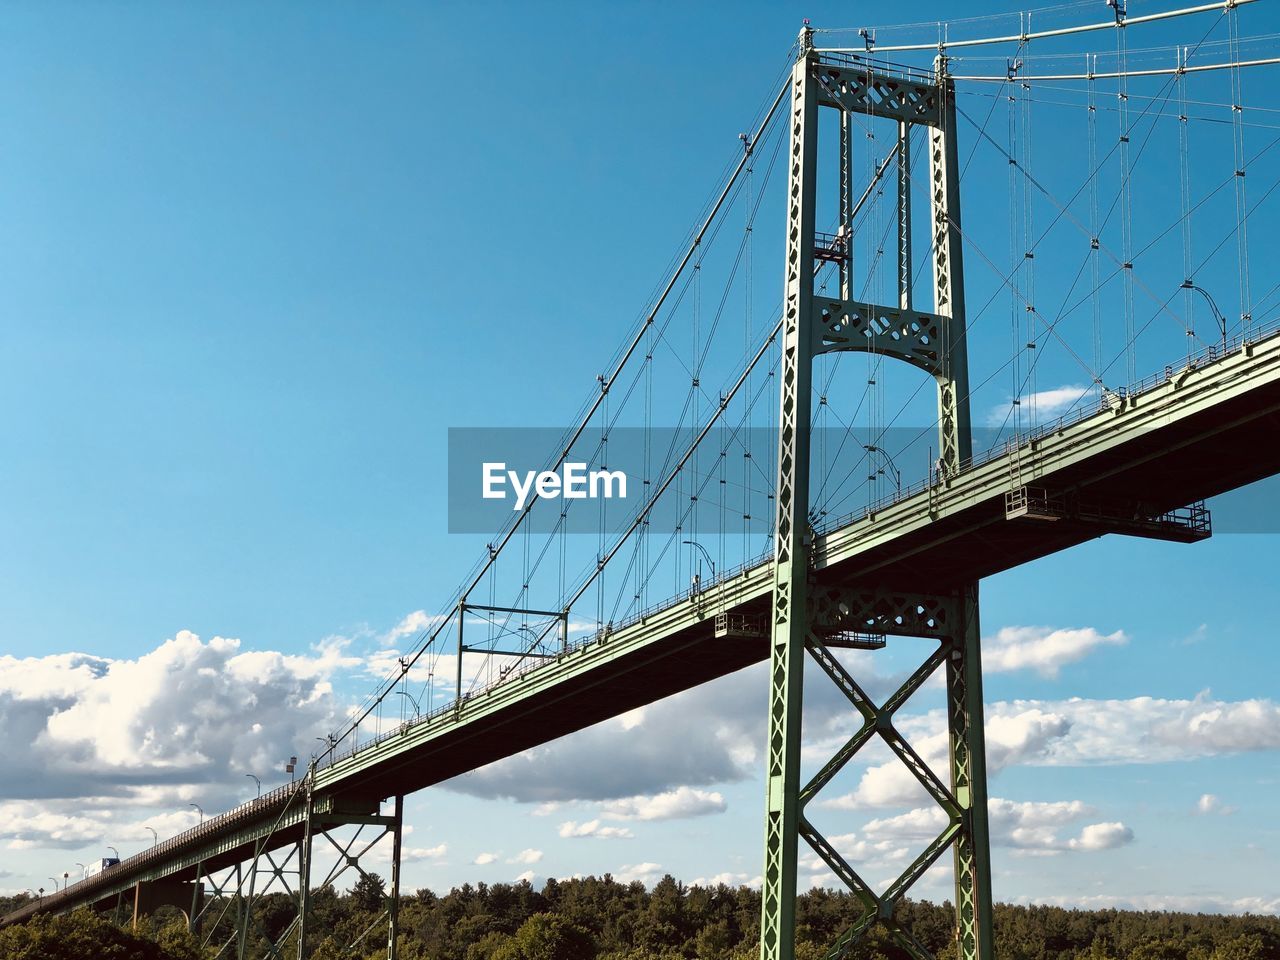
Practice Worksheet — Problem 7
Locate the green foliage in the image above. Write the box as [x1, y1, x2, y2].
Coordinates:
[3, 877, 1279, 960]
[490, 913, 595, 960]
[0, 909, 200, 959]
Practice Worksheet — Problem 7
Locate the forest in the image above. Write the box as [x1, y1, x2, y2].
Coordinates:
[1, 875, 1277, 960]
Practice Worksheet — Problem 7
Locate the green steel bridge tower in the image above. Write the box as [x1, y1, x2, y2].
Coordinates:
[760, 30, 993, 960]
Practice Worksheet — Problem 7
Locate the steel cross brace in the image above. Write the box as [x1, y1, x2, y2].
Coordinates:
[798, 614, 962, 960]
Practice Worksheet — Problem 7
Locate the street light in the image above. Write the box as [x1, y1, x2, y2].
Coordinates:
[143, 826, 158, 846]
[1181, 281, 1229, 345]
[245, 773, 262, 798]
[75, 862, 86, 880]
[107, 846, 119, 861]
[189, 803, 203, 825]
[395, 690, 422, 717]
[864, 445, 902, 496]
[48, 878, 58, 894]
[681, 540, 716, 592]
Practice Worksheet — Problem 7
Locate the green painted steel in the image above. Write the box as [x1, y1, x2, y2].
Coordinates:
[757, 37, 994, 960]
[760, 45, 820, 960]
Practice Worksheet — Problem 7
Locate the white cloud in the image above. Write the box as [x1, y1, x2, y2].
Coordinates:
[615, 862, 664, 885]
[825, 710, 1071, 810]
[827, 692, 1280, 812]
[1066, 822, 1133, 851]
[690, 872, 762, 888]
[0, 633, 345, 805]
[1195, 793, 1235, 816]
[442, 668, 766, 803]
[473, 852, 498, 865]
[983, 626, 1127, 678]
[514, 870, 537, 883]
[382, 610, 448, 645]
[859, 799, 1133, 855]
[507, 848, 543, 865]
[558, 819, 634, 840]
[988, 384, 1091, 426]
[1010, 893, 1280, 914]
[402, 844, 448, 863]
[601, 787, 726, 822]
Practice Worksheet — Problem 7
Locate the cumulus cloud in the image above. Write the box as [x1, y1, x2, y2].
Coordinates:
[601, 787, 726, 822]
[440, 669, 766, 803]
[507, 849, 543, 865]
[825, 709, 1072, 810]
[983, 626, 1126, 678]
[1195, 793, 1235, 816]
[473, 852, 498, 865]
[690, 872, 762, 888]
[402, 844, 448, 863]
[858, 798, 1133, 856]
[1066, 822, 1133, 851]
[0, 632, 345, 806]
[558, 820, 634, 840]
[826, 692, 1280, 811]
[615, 862, 665, 885]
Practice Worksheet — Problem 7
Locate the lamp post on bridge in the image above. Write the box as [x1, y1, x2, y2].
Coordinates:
[682, 540, 716, 592]
[75, 862, 85, 880]
[189, 803, 203, 825]
[1181, 281, 1229, 346]
[143, 826, 157, 847]
[395, 689, 422, 718]
[863, 444, 903, 496]
[107, 845, 119, 861]
[245, 773, 261, 798]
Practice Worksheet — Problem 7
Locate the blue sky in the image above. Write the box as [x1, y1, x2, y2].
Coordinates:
[1, 0, 1278, 915]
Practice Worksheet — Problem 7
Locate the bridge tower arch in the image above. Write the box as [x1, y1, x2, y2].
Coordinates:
[761, 28, 994, 960]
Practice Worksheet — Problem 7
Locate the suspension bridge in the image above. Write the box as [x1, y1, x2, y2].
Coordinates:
[6, 2, 1280, 958]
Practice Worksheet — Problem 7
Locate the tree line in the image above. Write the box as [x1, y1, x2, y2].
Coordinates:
[1, 875, 1276, 960]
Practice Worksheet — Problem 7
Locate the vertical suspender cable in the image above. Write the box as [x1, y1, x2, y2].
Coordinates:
[1008, 80, 1022, 436]
[1229, 1, 1252, 338]
[744, 135, 754, 558]
[1117, 7, 1137, 384]
[1089, 53, 1103, 398]
[1177, 45, 1196, 357]
[1022, 77, 1037, 425]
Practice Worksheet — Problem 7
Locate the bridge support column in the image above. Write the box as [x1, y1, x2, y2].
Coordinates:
[761, 29, 993, 960]
[130, 878, 200, 931]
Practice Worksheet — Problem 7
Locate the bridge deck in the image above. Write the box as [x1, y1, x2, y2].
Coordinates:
[7, 326, 1280, 926]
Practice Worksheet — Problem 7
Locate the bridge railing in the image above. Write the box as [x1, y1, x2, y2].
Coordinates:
[820, 317, 1280, 536]
[1, 780, 306, 925]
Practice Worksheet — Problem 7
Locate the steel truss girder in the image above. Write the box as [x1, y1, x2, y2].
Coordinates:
[812, 59, 942, 127]
[813, 295, 945, 375]
[809, 585, 960, 640]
